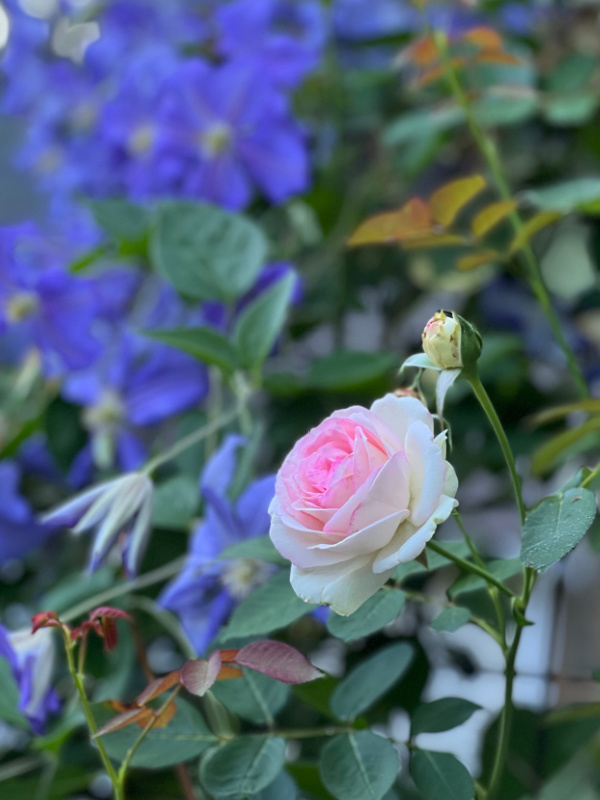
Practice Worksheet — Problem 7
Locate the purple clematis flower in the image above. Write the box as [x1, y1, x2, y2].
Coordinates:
[159, 57, 310, 209]
[0, 624, 59, 733]
[160, 435, 277, 655]
[216, 0, 326, 89]
[63, 331, 209, 481]
[0, 224, 101, 376]
[0, 461, 57, 565]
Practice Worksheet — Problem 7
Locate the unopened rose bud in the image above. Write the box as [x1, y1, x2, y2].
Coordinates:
[422, 310, 482, 373]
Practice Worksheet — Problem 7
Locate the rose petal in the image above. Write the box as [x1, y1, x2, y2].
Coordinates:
[370, 395, 434, 445]
[345, 451, 410, 532]
[405, 421, 446, 527]
[290, 557, 393, 616]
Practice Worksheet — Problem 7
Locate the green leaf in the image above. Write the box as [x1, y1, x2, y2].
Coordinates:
[319, 732, 399, 800]
[524, 178, 600, 214]
[327, 589, 406, 642]
[543, 94, 599, 127]
[88, 199, 150, 243]
[144, 327, 238, 374]
[220, 534, 287, 565]
[99, 699, 217, 769]
[330, 642, 414, 721]
[520, 487, 597, 571]
[152, 474, 199, 530]
[410, 750, 474, 800]
[383, 106, 464, 147]
[211, 668, 290, 725]
[233, 272, 295, 369]
[306, 351, 397, 392]
[151, 202, 267, 301]
[546, 53, 596, 93]
[220, 571, 318, 641]
[200, 736, 286, 798]
[0, 658, 29, 729]
[472, 95, 538, 128]
[255, 770, 298, 800]
[430, 607, 471, 633]
[411, 698, 481, 735]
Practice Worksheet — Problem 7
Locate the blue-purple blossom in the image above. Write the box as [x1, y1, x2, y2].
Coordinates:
[0, 224, 101, 376]
[63, 331, 209, 480]
[0, 461, 57, 565]
[0, 625, 59, 733]
[158, 58, 310, 209]
[160, 435, 277, 654]
[216, 0, 326, 89]
[42, 473, 154, 576]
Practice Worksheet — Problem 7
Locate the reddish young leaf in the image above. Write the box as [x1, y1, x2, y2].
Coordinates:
[414, 58, 465, 88]
[233, 641, 323, 685]
[95, 707, 153, 738]
[401, 36, 438, 67]
[152, 701, 177, 729]
[31, 611, 61, 634]
[89, 607, 133, 622]
[430, 175, 486, 227]
[348, 199, 433, 247]
[136, 671, 181, 706]
[216, 665, 243, 681]
[218, 649, 240, 663]
[474, 50, 521, 66]
[180, 651, 222, 697]
[460, 26, 503, 51]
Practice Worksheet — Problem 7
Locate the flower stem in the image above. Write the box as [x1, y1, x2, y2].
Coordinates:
[62, 631, 122, 799]
[453, 510, 506, 643]
[115, 687, 182, 797]
[62, 556, 186, 623]
[143, 383, 251, 476]
[581, 462, 600, 489]
[431, 29, 588, 399]
[466, 372, 526, 524]
[426, 540, 514, 598]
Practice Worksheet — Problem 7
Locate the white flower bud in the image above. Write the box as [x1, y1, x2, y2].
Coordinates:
[422, 310, 462, 370]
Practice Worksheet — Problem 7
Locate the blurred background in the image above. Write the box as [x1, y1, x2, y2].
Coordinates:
[1, 1, 600, 798]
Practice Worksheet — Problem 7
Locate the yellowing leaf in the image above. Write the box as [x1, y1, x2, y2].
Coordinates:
[348, 199, 432, 247]
[509, 211, 562, 254]
[415, 58, 464, 88]
[528, 399, 600, 427]
[403, 36, 438, 67]
[403, 234, 468, 250]
[460, 27, 503, 51]
[430, 175, 486, 227]
[456, 250, 500, 270]
[472, 200, 517, 238]
[532, 418, 600, 475]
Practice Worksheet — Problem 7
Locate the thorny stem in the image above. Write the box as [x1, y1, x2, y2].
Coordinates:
[430, 29, 588, 399]
[62, 630, 122, 800]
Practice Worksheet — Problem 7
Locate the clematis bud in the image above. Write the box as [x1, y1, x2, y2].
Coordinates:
[422, 310, 481, 373]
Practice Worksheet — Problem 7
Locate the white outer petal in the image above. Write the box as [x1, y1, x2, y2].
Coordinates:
[290, 558, 393, 616]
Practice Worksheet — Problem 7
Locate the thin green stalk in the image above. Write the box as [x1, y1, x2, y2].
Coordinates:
[466, 373, 526, 524]
[453, 510, 506, 643]
[426, 540, 514, 598]
[431, 29, 588, 399]
[143, 387, 250, 476]
[62, 631, 122, 800]
[62, 556, 186, 623]
[581, 462, 600, 489]
[115, 686, 182, 796]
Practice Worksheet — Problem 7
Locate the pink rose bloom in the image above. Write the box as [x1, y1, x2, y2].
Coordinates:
[269, 394, 458, 615]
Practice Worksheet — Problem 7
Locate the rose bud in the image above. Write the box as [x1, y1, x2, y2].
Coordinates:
[422, 310, 481, 373]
